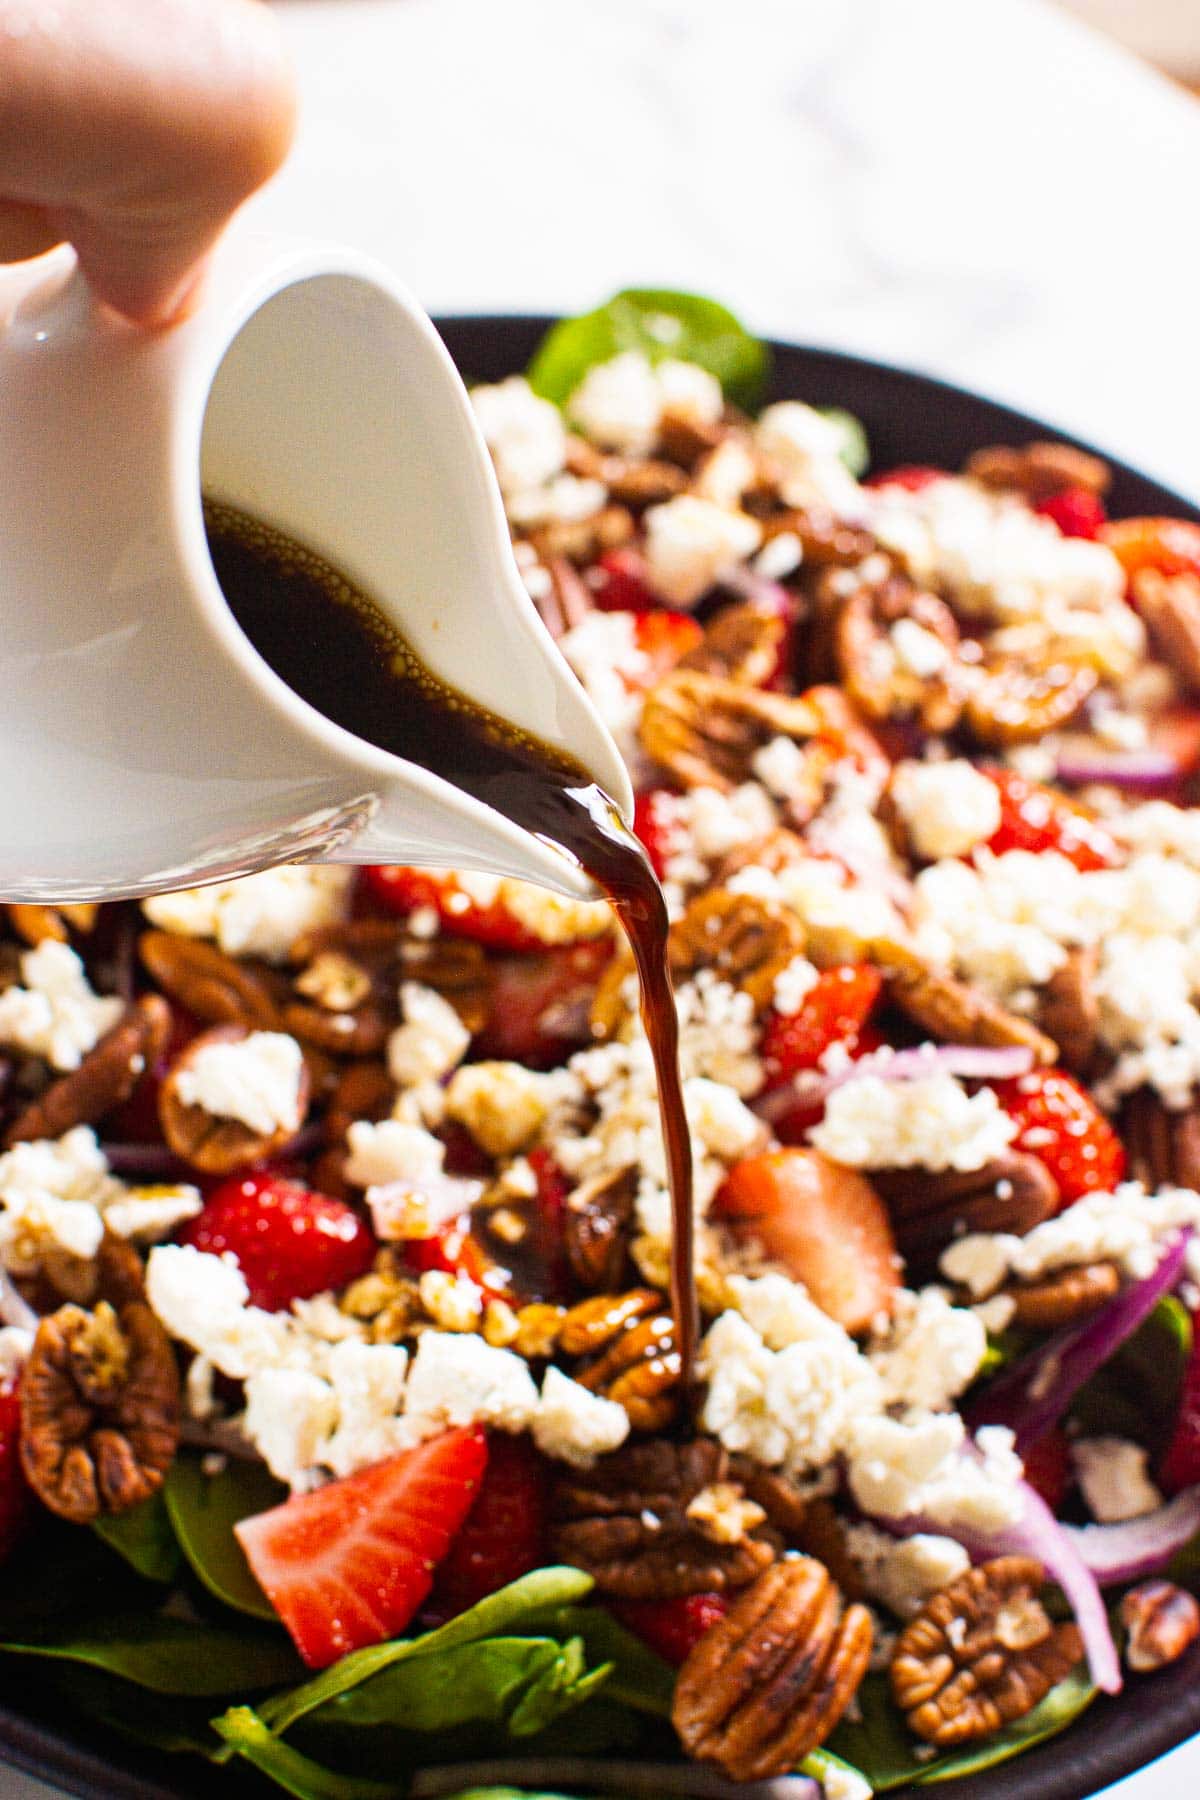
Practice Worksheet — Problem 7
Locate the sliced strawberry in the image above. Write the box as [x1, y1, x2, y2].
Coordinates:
[1101, 516, 1200, 584]
[590, 547, 656, 613]
[1020, 1428, 1073, 1511]
[633, 788, 688, 881]
[405, 1215, 494, 1288]
[361, 867, 542, 951]
[761, 965, 883, 1087]
[992, 1068, 1125, 1207]
[628, 610, 704, 688]
[802, 684, 890, 788]
[179, 1172, 376, 1311]
[864, 465, 947, 493]
[982, 767, 1123, 872]
[527, 1147, 570, 1230]
[715, 1149, 899, 1333]
[0, 1383, 32, 1563]
[475, 939, 613, 1067]
[432, 1433, 549, 1615]
[236, 1427, 488, 1668]
[612, 1592, 729, 1667]
[1035, 487, 1107, 540]
[1160, 1311, 1200, 1494]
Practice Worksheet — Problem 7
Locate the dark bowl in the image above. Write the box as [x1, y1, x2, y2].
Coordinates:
[4, 318, 1200, 1800]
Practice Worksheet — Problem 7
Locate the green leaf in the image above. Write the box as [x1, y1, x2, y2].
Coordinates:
[829, 1666, 1097, 1790]
[802, 1746, 873, 1796]
[1071, 1295, 1192, 1452]
[165, 1450, 284, 1622]
[260, 1568, 595, 1738]
[43, 1664, 223, 1759]
[213, 1705, 400, 1800]
[517, 1605, 674, 1719]
[92, 1490, 180, 1585]
[526, 290, 769, 410]
[819, 408, 870, 477]
[0, 1610, 304, 1696]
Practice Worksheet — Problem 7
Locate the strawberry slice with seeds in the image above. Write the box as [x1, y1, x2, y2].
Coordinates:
[180, 1172, 376, 1311]
[0, 1383, 31, 1564]
[612, 1592, 729, 1667]
[432, 1433, 549, 1616]
[236, 1427, 488, 1668]
[992, 1067, 1125, 1206]
[475, 939, 613, 1067]
[361, 867, 543, 951]
[1035, 487, 1107, 540]
[982, 767, 1123, 872]
[760, 965, 883, 1088]
[633, 789, 687, 881]
[590, 547, 656, 613]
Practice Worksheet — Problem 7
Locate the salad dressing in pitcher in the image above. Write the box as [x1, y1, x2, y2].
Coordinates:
[204, 500, 699, 1381]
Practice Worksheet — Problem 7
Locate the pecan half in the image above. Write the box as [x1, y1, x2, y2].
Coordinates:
[6, 902, 98, 946]
[4, 995, 171, 1147]
[563, 1167, 637, 1292]
[679, 600, 789, 688]
[761, 506, 876, 569]
[19, 1299, 180, 1522]
[965, 643, 1097, 746]
[526, 504, 634, 566]
[890, 1556, 1083, 1748]
[565, 435, 687, 507]
[1005, 1262, 1121, 1330]
[874, 1153, 1060, 1273]
[1120, 1088, 1200, 1190]
[887, 966, 1057, 1064]
[1131, 570, 1200, 695]
[398, 937, 492, 1035]
[1120, 1580, 1200, 1673]
[965, 441, 1110, 503]
[552, 1438, 775, 1598]
[639, 670, 822, 792]
[670, 889, 806, 1011]
[673, 1558, 873, 1780]
[279, 995, 390, 1059]
[835, 575, 966, 734]
[158, 1023, 310, 1174]
[139, 931, 283, 1029]
[1036, 948, 1100, 1077]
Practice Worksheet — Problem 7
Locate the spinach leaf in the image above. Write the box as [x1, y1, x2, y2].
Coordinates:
[260, 1568, 595, 1737]
[526, 291, 769, 411]
[819, 408, 870, 477]
[829, 1666, 1097, 1790]
[517, 1605, 674, 1718]
[0, 1610, 303, 1696]
[165, 1450, 284, 1621]
[1071, 1295, 1192, 1453]
[213, 1705, 400, 1800]
[802, 1746, 872, 1794]
[43, 1664, 223, 1759]
[93, 1489, 180, 1585]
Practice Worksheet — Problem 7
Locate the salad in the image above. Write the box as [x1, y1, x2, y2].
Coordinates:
[3, 292, 1200, 1800]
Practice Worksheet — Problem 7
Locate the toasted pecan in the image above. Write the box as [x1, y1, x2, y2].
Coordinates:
[874, 1153, 1060, 1274]
[1120, 1088, 1200, 1191]
[887, 965, 1057, 1064]
[158, 1023, 309, 1175]
[4, 995, 171, 1147]
[639, 669, 823, 792]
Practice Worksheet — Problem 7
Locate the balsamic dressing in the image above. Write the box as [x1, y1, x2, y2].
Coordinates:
[205, 501, 699, 1382]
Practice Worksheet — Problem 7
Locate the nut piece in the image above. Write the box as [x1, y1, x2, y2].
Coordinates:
[563, 1167, 637, 1292]
[834, 574, 965, 734]
[1036, 948, 1100, 1078]
[139, 931, 283, 1029]
[551, 1438, 775, 1598]
[1006, 1261, 1121, 1330]
[1119, 1580, 1200, 1673]
[6, 903, 97, 946]
[874, 1153, 1060, 1274]
[670, 889, 806, 1012]
[965, 441, 1110, 503]
[888, 965, 1058, 1064]
[4, 995, 171, 1147]
[965, 644, 1097, 746]
[398, 936, 492, 1036]
[1132, 570, 1200, 695]
[19, 1299, 180, 1522]
[157, 1023, 310, 1174]
[640, 669, 822, 792]
[672, 1558, 873, 1781]
[679, 600, 789, 688]
[890, 1556, 1083, 1748]
[1120, 1089, 1200, 1191]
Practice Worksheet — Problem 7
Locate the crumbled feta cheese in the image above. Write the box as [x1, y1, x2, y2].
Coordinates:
[869, 1289, 987, 1412]
[1112, 802, 1200, 866]
[321, 1339, 411, 1479]
[0, 941, 123, 1071]
[772, 956, 820, 1017]
[470, 375, 566, 493]
[0, 1127, 123, 1273]
[505, 474, 607, 529]
[1072, 1437, 1163, 1524]
[567, 351, 662, 454]
[753, 531, 804, 582]
[643, 495, 763, 608]
[102, 1186, 203, 1243]
[343, 1119, 445, 1188]
[0, 1326, 32, 1384]
[892, 760, 1002, 862]
[404, 1329, 540, 1432]
[146, 1244, 289, 1380]
[499, 880, 612, 946]
[172, 1031, 304, 1136]
[751, 735, 811, 801]
[142, 866, 351, 964]
[846, 1521, 971, 1620]
[942, 1184, 1200, 1295]
[890, 617, 950, 679]
[727, 1272, 850, 1353]
[754, 402, 865, 517]
[242, 1368, 338, 1491]
[845, 1414, 1025, 1532]
[811, 1073, 1016, 1173]
[532, 1365, 630, 1466]
[387, 983, 471, 1088]
[685, 1078, 764, 1160]
[444, 1062, 558, 1158]
[655, 358, 724, 430]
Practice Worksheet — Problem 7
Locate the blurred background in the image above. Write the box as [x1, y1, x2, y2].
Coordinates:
[1059, 0, 1200, 83]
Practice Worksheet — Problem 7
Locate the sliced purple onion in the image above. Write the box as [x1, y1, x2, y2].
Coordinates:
[753, 1041, 1035, 1121]
[1054, 746, 1183, 793]
[367, 1172, 486, 1242]
[1064, 1485, 1200, 1587]
[968, 1231, 1190, 1453]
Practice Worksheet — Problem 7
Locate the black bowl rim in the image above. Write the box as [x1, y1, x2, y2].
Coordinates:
[4, 315, 1199, 1800]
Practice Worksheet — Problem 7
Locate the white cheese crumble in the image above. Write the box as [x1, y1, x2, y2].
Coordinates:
[845, 1414, 1026, 1533]
[754, 402, 865, 517]
[941, 1183, 1200, 1295]
[469, 375, 566, 493]
[387, 983, 471, 1088]
[891, 760, 1002, 862]
[0, 942, 123, 1071]
[343, 1118, 446, 1188]
[751, 735, 811, 801]
[505, 474, 607, 529]
[0, 1128, 199, 1275]
[845, 1521, 971, 1620]
[1072, 1437, 1163, 1525]
[890, 617, 950, 679]
[531, 1365, 630, 1466]
[869, 1289, 988, 1413]
[643, 495, 763, 608]
[811, 1072, 1016, 1173]
[772, 956, 820, 1018]
[444, 1062, 563, 1158]
[172, 1031, 304, 1136]
[566, 352, 722, 456]
[142, 865, 351, 964]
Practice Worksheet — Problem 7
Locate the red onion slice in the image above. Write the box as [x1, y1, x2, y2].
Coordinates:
[753, 1041, 1035, 1121]
[968, 1231, 1190, 1454]
[1054, 746, 1183, 793]
[1064, 1485, 1200, 1587]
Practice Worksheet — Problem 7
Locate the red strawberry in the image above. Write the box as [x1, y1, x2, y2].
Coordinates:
[475, 939, 613, 1067]
[1160, 1311, 1200, 1494]
[433, 1433, 549, 1615]
[633, 789, 687, 881]
[361, 867, 543, 951]
[590, 547, 656, 613]
[1035, 486, 1107, 540]
[612, 1592, 729, 1667]
[1020, 1428, 1073, 1511]
[992, 1068, 1125, 1207]
[236, 1427, 488, 1668]
[0, 1383, 31, 1563]
[628, 610, 704, 687]
[405, 1216, 494, 1288]
[527, 1147, 570, 1230]
[864, 465, 946, 493]
[768, 1027, 887, 1147]
[1101, 516, 1200, 584]
[180, 1172, 376, 1311]
[760, 965, 883, 1087]
[983, 767, 1123, 872]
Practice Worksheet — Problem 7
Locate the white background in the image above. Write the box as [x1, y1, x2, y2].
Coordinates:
[15, 0, 1200, 1794]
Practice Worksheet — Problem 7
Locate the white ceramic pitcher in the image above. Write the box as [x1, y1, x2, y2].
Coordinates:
[0, 236, 632, 904]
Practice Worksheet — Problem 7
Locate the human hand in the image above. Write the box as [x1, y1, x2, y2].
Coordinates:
[0, 0, 296, 326]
